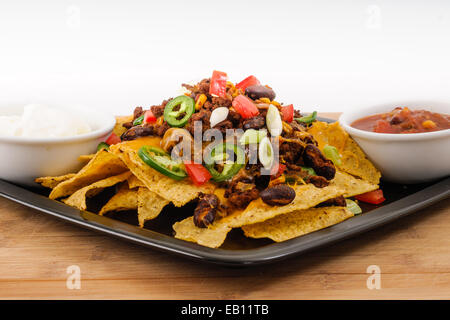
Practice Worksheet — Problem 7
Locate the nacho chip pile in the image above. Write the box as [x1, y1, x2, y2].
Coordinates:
[36, 117, 382, 249]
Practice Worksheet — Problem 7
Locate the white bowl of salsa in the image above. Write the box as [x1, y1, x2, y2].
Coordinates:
[0, 103, 116, 186]
[339, 102, 450, 184]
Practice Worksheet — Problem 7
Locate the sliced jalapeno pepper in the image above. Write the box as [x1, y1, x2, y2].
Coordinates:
[163, 95, 195, 127]
[295, 111, 317, 124]
[97, 142, 110, 152]
[204, 143, 245, 182]
[138, 146, 187, 180]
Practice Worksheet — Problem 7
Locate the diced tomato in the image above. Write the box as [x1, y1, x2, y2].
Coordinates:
[209, 70, 228, 98]
[374, 120, 396, 133]
[232, 95, 259, 119]
[281, 104, 294, 122]
[184, 161, 212, 186]
[355, 189, 386, 205]
[105, 133, 121, 145]
[144, 109, 157, 123]
[271, 163, 286, 179]
[236, 75, 260, 91]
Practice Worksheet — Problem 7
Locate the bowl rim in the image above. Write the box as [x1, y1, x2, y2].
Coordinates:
[339, 102, 450, 141]
[0, 104, 116, 144]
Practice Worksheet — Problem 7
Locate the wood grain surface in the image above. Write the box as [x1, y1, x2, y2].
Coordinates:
[0, 113, 449, 300]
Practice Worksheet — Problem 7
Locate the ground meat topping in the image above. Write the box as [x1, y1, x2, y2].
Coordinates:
[211, 96, 232, 109]
[279, 138, 305, 163]
[243, 115, 265, 130]
[151, 100, 169, 118]
[225, 185, 259, 209]
[185, 109, 211, 135]
[193, 193, 219, 228]
[213, 119, 234, 135]
[307, 175, 329, 188]
[133, 106, 144, 120]
[224, 170, 260, 209]
[121, 121, 169, 141]
[152, 121, 170, 137]
[303, 144, 336, 180]
[227, 110, 243, 128]
[316, 195, 346, 207]
[183, 78, 211, 97]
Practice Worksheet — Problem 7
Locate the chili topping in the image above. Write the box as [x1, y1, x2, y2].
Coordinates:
[351, 107, 450, 134]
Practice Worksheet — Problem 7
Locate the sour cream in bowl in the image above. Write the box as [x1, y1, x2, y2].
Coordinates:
[0, 103, 115, 186]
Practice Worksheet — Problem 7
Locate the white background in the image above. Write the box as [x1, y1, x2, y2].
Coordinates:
[1, 0, 449, 115]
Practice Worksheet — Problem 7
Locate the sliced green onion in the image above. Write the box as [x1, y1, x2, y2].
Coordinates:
[295, 111, 317, 124]
[239, 129, 267, 145]
[323, 144, 342, 166]
[163, 95, 195, 127]
[97, 142, 110, 152]
[300, 166, 316, 176]
[210, 107, 229, 128]
[266, 104, 282, 137]
[133, 114, 144, 126]
[346, 199, 362, 215]
[258, 137, 274, 169]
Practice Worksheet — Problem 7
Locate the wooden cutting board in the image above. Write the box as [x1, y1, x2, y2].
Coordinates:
[0, 113, 449, 299]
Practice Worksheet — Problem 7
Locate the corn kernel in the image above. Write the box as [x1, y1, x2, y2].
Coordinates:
[422, 120, 436, 129]
[271, 100, 281, 107]
[195, 94, 207, 110]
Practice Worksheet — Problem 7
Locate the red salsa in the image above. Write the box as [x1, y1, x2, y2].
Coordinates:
[351, 107, 450, 134]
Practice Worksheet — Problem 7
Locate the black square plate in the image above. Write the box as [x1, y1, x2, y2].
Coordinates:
[1, 118, 449, 266]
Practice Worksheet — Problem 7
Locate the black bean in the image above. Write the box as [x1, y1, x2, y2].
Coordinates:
[120, 126, 153, 141]
[245, 85, 276, 101]
[260, 185, 296, 206]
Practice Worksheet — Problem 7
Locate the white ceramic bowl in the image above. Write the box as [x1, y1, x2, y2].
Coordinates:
[339, 102, 450, 184]
[0, 103, 115, 186]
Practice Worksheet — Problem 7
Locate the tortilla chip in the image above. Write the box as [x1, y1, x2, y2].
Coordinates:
[222, 183, 344, 228]
[332, 170, 379, 197]
[78, 154, 95, 163]
[63, 171, 131, 211]
[35, 174, 76, 189]
[48, 150, 128, 200]
[173, 183, 344, 248]
[113, 115, 133, 137]
[173, 217, 232, 248]
[173, 171, 377, 248]
[137, 187, 170, 227]
[99, 183, 138, 216]
[308, 121, 381, 184]
[242, 206, 354, 242]
[111, 143, 215, 207]
[127, 174, 146, 189]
